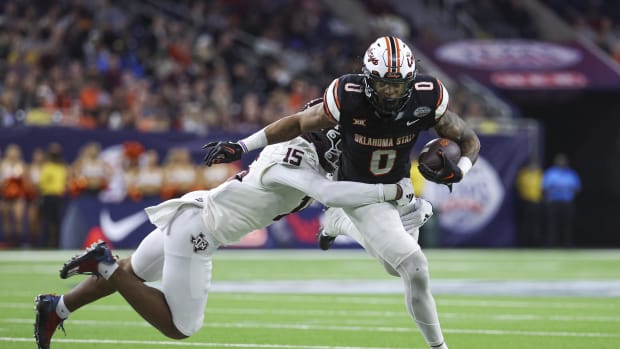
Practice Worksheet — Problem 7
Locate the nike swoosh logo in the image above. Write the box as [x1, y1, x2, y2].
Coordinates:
[100, 209, 149, 241]
[442, 173, 455, 180]
[406, 119, 421, 126]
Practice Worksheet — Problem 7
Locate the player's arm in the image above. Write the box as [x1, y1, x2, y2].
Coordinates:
[202, 102, 335, 166]
[434, 109, 480, 164]
[263, 103, 336, 145]
[429, 109, 480, 179]
[418, 109, 480, 187]
[261, 164, 411, 207]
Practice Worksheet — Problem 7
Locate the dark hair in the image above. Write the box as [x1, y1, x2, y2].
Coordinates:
[47, 143, 64, 163]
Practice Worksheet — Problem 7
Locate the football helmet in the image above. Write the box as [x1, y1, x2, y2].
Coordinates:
[362, 36, 417, 117]
[303, 126, 342, 174]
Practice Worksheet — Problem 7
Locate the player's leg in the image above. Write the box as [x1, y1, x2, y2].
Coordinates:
[62, 229, 165, 312]
[320, 198, 432, 250]
[343, 203, 448, 349]
[158, 206, 218, 337]
[62, 206, 215, 338]
[35, 229, 166, 349]
[396, 250, 447, 349]
[101, 206, 216, 338]
[319, 207, 399, 276]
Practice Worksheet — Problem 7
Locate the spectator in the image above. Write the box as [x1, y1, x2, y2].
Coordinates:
[199, 162, 240, 190]
[161, 148, 199, 199]
[542, 153, 581, 247]
[0, 144, 27, 247]
[126, 149, 163, 201]
[516, 159, 544, 246]
[38, 143, 68, 248]
[26, 147, 45, 247]
[69, 142, 109, 197]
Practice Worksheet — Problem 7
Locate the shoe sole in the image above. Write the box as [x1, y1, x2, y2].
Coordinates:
[34, 295, 51, 349]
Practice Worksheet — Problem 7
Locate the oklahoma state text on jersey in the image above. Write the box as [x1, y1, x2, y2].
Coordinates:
[322, 73, 449, 184]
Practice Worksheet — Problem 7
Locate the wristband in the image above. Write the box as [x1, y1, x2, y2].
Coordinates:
[239, 129, 268, 153]
[457, 157, 473, 176]
[381, 183, 399, 202]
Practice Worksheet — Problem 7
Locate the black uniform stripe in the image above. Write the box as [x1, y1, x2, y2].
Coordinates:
[387, 36, 398, 73]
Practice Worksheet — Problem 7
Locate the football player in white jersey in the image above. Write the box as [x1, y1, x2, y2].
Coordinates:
[33, 100, 422, 349]
[202, 36, 481, 349]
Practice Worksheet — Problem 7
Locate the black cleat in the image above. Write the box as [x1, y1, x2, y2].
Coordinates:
[59, 241, 115, 279]
[34, 294, 65, 349]
[317, 228, 336, 251]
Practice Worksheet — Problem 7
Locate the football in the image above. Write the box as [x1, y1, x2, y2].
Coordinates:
[418, 138, 461, 171]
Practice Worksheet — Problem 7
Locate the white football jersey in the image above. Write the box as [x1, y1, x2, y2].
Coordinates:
[146, 136, 390, 245]
[202, 137, 320, 244]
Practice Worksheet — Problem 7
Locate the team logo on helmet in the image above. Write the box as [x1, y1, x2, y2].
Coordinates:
[407, 52, 414, 68]
[366, 48, 379, 65]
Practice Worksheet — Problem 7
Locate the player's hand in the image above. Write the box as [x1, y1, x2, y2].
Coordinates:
[418, 150, 463, 190]
[202, 141, 243, 166]
[399, 198, 433, 236]
[394, 177, 414, 206]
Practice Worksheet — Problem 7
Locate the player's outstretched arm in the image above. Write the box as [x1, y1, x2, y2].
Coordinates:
[203, 103, 335, 166]
[262, 165, 413, 208]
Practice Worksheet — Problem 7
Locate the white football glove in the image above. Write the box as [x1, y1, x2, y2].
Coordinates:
[398, 198, 433, 239]
[394, 177, 415, 206]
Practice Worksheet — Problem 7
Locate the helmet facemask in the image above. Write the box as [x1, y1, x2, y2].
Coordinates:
[363, 67, 414, 117]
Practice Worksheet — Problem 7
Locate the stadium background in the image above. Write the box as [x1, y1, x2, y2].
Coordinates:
[0, 0, 619, 249]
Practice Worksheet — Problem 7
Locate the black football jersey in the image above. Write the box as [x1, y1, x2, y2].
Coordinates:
[322, 73, 449, 184]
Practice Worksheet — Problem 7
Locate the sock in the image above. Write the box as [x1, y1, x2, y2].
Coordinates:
[98, 261, 119, 280]
[431, 342, 448, 349]
[55, 295, 71, 319]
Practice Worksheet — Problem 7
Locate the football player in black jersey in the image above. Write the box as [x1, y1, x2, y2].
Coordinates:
[203, 36, 481, 349]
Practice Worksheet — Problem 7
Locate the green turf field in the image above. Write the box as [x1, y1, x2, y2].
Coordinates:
[1, 249, 619, 349]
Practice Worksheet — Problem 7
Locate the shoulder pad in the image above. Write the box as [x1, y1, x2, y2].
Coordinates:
[323, 74, 366, 122]
[412, 74, 449, 118]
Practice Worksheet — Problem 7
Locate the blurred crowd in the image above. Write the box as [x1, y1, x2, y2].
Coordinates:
[542, 0, 620, 63]
[0, 0, 506, 135]
[0, 141, 240, 248]
[0, 0, 362, 133]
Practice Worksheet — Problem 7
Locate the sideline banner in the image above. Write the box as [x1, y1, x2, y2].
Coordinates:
[2, 127, 530, 248]
[417, 133, 530, 247]
[60, 196, 326, 250]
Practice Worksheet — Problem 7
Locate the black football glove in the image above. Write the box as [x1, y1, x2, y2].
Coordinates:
[418, 150, 463, 192]
[202, 141, 243, 166]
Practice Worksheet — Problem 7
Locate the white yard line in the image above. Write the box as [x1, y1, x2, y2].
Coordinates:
[3, 318, 620, 338]
[0, 337, 421, 349]
[204, 280, 620, 297]
[4, 302, 620, 322]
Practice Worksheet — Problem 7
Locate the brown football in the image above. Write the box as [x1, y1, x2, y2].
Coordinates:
[418, 138, 461, 171]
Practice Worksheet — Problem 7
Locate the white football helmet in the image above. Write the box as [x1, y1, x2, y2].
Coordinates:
[362, 36, 417, 117]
